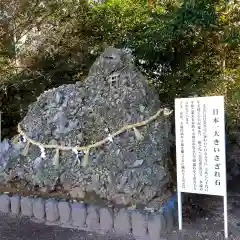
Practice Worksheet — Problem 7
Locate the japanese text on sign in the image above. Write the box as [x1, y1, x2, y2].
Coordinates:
[175, 96, 226, 196]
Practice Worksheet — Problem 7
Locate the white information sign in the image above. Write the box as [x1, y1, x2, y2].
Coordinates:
[175, 96, 228, 239]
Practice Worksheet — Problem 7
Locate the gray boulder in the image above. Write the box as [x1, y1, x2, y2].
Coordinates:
[3, 47, 172, 205]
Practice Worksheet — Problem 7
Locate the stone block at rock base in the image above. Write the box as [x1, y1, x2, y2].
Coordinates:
[10, 195, 20, 215]
[21, 196, 33, 217]
[164, 209, 174, 232]
[147, 212, 166, 240]
[58, 201, 71, 224]
[131, 211, 148, 240]
[0, 194, 10, 213]
[71, 202, 87, 228]
[45, 200, 59, 222]
[86, 205, 100, 231]
[99, 207, 114, 232]
[33, 198, 45, 220]
[114, 209, 131, 236]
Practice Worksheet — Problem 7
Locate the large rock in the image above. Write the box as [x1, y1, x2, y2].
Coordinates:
[0, 47, 172, 205]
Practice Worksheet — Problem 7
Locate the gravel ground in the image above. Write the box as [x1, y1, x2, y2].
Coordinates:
[0, 212, 133, 240]
[164, 178, 240, 240]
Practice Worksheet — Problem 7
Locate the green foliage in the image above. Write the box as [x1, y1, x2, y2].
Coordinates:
[0, 0, 240, 138]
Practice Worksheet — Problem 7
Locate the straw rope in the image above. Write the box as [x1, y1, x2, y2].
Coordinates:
[16, 108, 170, 152]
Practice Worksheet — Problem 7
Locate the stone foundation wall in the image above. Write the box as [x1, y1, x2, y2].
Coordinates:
[0, 193, 178, 240]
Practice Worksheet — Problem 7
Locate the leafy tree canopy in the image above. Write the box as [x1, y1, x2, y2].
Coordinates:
[0, 0, 239, 137]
